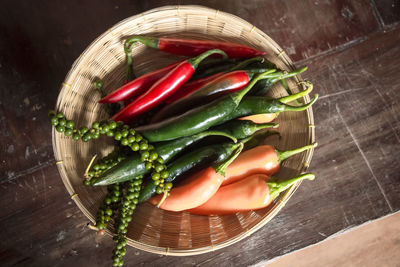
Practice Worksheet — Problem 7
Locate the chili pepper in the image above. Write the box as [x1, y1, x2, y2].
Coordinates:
[135, 70, 283, 142]
[164, 72, 225, 104]
[152, 67, 307, 122]
[188, 173, 315, 215]
[164, 56, 267, 104]
[218, 87, 317, 126]
[99, 60, 184, 104]
[91, 130, 236, 186]
[149, 142, 244, 211]
[112, 49, 228, 123]
[223, 143, 317, 186]
[138, 121, 277, 202]
[124, 36, 266, 59]
[235, 82, 314, 123]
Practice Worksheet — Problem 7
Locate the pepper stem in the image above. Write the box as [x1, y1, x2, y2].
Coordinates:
[229, 56, 265, 71]
[252, 122, 279, 131]
[281, 94, 318, 112]
[231, 69, 280, 104]
[276, 142, 317, 163]
[126, 53, 135, 81]
[278, 81, 313, 104]
[197, 130, 238, 143]
[188, 49, 228, 69]
[124, 36, 159, 54]
[157, 190, 169, 208]
[268, 173, 315, 200]
[243, 131, 281, 150]
[215, 142, 244, 176]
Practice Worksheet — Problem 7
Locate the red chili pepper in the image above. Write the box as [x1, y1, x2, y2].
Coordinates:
[164, 72, 225, 103]
[98, 60, 183, 104]
[112, 49, 228, 123]
[151, 69, 276, 122]
[165, 56, 266, 104]
[124, 36, 266, 59]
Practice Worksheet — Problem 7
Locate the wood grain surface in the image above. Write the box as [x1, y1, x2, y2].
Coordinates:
[1, 1, 399, 266]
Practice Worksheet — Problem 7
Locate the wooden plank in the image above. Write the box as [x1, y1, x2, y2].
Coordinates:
[372, 0, 400, 27]
[265, 212, 400, 267]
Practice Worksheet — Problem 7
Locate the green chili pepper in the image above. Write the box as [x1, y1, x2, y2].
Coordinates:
[221, 92, 318, 124]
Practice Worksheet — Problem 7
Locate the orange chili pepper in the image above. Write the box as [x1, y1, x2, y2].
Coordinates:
[223, 143, 317, 186]
[149, 143, 243, 211]
[189, 173, 315, 215]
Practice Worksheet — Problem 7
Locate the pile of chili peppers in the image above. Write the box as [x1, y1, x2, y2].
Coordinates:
[50, 36, 318, 267]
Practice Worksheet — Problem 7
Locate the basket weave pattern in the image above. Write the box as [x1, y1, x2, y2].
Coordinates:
[53, 5, 315, 255]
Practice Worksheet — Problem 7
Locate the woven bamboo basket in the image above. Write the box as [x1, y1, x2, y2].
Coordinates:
[53, 5, 315, 256]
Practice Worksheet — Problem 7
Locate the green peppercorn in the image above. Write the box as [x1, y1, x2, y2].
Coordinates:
[65, 129, 73, 136]
[109, 121, 117, 129]
[56, 112, 64, 119]
[72, 133, 80, 140]
[93, 80, 103, 89]
[83, 179, 91, 186]
[145, 162, 152, 170]
[165, 182, 173, 190]
[66, 120, 74, 129]
[149, 152, 158, 161]
[156, 187, 163, 194]
[154, 164, 164, 172]
[139, 142, 148, 150]
[160, 171, 169, 179]
[56, 125, 65, 132]
[122, 129, 129, 137]
[80, 127, 89, 135]
[152, 172, 160, 180]
[107, 131, 114, 137]
[114, 132, 122, 140]
[121, 138, 129, 146]
[128, 135, 135, 143]
[50, 116, 59, 126]
[131, 143, 139, 151]
[48, 110, 56, 117]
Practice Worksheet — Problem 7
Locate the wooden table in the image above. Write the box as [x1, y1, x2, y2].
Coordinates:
[1, 1, 399, 266]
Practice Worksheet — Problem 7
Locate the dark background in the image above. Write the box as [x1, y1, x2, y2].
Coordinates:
[1, 1, 399, 266]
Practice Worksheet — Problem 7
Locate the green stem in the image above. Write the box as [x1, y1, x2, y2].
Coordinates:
[252, 122, 279, 131]
[126, 53, 135, 81]
[229, 56, 265, 71]
[231, 70, 280, 104]
[188, 49, 228, 68]
[124, 36, 159, 54]
[196, 130, 238, 143]
[243, 131, 281, 150]
[268, 173, 315, 200]
[278, 81, 313, 104]
[280, 94, 318, 112]
[276, 142, 318, 163]
[215, 142, 244, 175]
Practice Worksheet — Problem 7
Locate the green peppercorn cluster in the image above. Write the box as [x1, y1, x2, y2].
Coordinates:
[85, 149, 128, 185]
[49, 110, 169, 192]
[95, 184, 121, 230]
[112, 178, 143, 266]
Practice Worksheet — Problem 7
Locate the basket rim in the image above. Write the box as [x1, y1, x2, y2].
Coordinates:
[52, 4, 315, 256]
